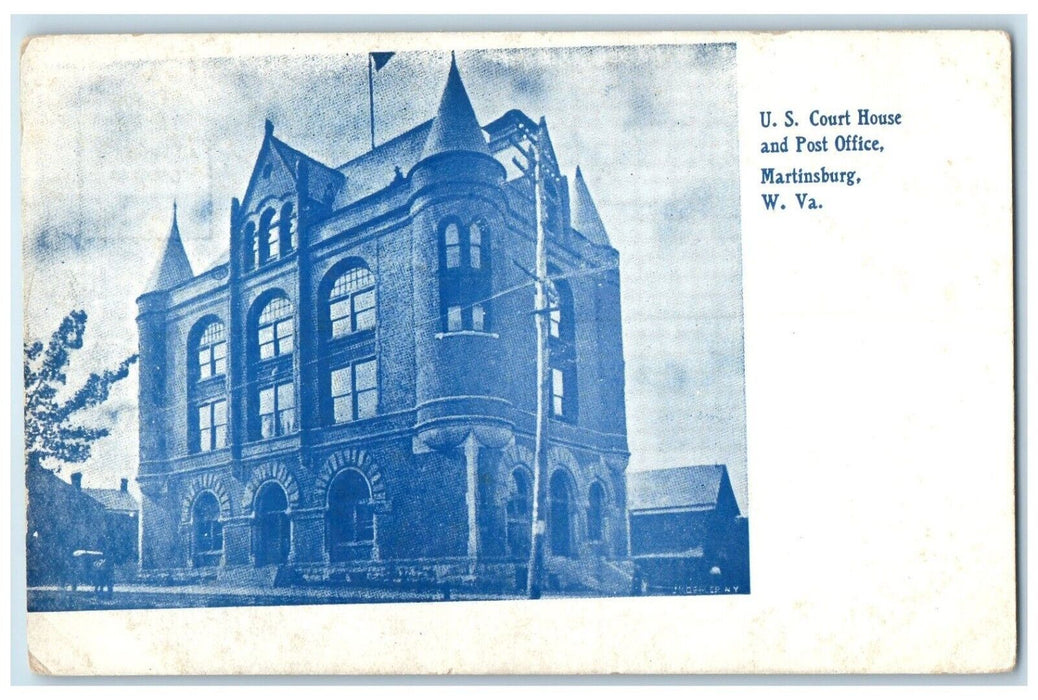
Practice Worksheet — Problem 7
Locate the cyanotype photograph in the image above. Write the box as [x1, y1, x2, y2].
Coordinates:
[23, 38, 747, 614]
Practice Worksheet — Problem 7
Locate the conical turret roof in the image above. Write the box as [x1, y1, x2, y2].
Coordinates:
[570, 166, 610, 246]
[145, 203, 194, 292]
[421, 54, 490, 160]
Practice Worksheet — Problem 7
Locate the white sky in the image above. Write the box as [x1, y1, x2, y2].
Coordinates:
[22, 40, 747, 513]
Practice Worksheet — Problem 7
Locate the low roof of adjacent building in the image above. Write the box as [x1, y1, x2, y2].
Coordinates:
[83, 488, 139, 514]
[627, 464, 730, 513]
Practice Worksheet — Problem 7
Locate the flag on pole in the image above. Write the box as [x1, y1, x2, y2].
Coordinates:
[370, 52, 395, 71]
[368, 52, 396, 150]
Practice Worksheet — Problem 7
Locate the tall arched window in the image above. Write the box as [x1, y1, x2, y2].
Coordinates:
[587, 482, 606, 544]
[326, 470, 374, 561]
[256, 296, 294, 360]
[328, 266, 376, 338]
[243, 221, 257, 271]
[258, 208, 276, 264]
[279, 201, 296, 255]
[195, 320, 226, 380]
[439, 217, 491, 333]
[192, 492, 223, 567]
[507, 468, 532, 558]
[189, 317, 228, 453]
[251, 294, 295, 440]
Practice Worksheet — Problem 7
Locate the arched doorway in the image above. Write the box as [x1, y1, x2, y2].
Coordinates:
[326, 470, 374, 561]
[507, 468, 532, 558]
[192, 491, 223, 568]
[254, 482, 290, 566]
[587, 481, 606, 545]
[549, 471, 573, 557]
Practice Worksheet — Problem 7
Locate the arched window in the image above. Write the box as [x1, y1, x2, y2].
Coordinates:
[507, 468, 532, 558]
[587, 482, 606, 543]
[326, 470, 374, 561]
[328, 266, 376, 338]
[192, 492, 223, 567]
[468, 221, 483, 269]
[251, 294, 295, 441]
[243, 221, 257, 271]
[444, 222, 461, 269]
[279, 201, 296, 254]
[189, 318, 228, 453]
[439, 218, 491, 333]
[195, 320, 226, 381]
[256, 296, 294, 360]
[258, 208, 276, 264]
[549, 471, 573, 557]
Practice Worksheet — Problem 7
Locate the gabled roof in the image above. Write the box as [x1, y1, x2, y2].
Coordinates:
[421, 54, 491, 160]
[144, 204, 194, 293]
[627, 465, 730, 512]
[269, 133, 345, 205]
[570, 166, 610, 247]
[83, 488, 139, 513]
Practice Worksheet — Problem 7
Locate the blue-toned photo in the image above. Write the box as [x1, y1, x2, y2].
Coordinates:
[23, 43, 747, 611]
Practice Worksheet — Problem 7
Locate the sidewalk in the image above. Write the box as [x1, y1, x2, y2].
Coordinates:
[27, 581, 530, 612]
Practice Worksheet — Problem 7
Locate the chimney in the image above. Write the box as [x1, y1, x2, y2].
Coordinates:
[120, 478, 128, 492]
[71, 472, 82, 490]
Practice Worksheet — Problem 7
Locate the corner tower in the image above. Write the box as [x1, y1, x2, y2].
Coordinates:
[409, 55, 510, 452]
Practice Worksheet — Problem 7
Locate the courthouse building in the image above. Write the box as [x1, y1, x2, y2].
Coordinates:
[135, 57, 630, 591]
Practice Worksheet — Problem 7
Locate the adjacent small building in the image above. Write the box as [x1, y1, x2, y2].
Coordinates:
[26, 468, 139, 585]
[627, 465, 748, 593]
[82, 478, 140, 565]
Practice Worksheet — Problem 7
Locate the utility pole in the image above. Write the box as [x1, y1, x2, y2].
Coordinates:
[512, 119, 551, 599]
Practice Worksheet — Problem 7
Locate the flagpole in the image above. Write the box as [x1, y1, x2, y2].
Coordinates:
[368, 54, 376, 150]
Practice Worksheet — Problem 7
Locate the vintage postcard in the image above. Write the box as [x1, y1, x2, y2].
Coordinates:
[20, 30, 1014, 674]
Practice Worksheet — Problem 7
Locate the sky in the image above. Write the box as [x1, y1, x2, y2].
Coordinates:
[21, 39, 747, 513]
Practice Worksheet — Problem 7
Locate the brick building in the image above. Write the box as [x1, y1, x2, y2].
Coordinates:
[135, 57, 629, 591]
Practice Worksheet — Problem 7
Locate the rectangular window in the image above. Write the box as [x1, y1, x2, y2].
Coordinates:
[258, 382, 294, 439]
[259, 387, 276, 438]
[331, 360, 378, 423]
[198, 349, 213, 379]
[447, 305, 463, 332]
[276, 318, 294, 356]
[330, 300, 351, 338]
[197, 399, 227, 452]
[472, 304, 486, 332]
[213, 341, 226, 376]
[469, 224, 482, 269]
[212, 400, 227, 449]
[354, 290, 376, 331]
[258, 326, 275, 360]
[552, 368, 565, 417]
[331, 366, 352, 423]
[355, 360, 378, 419]
[550, 308, 561, 338]
[277, 382, 295, 435]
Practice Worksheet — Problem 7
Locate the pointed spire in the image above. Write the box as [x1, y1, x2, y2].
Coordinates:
[421, 53, 490, 160]
[145, 202, 194, 292]
[570, 166, 610, 247]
